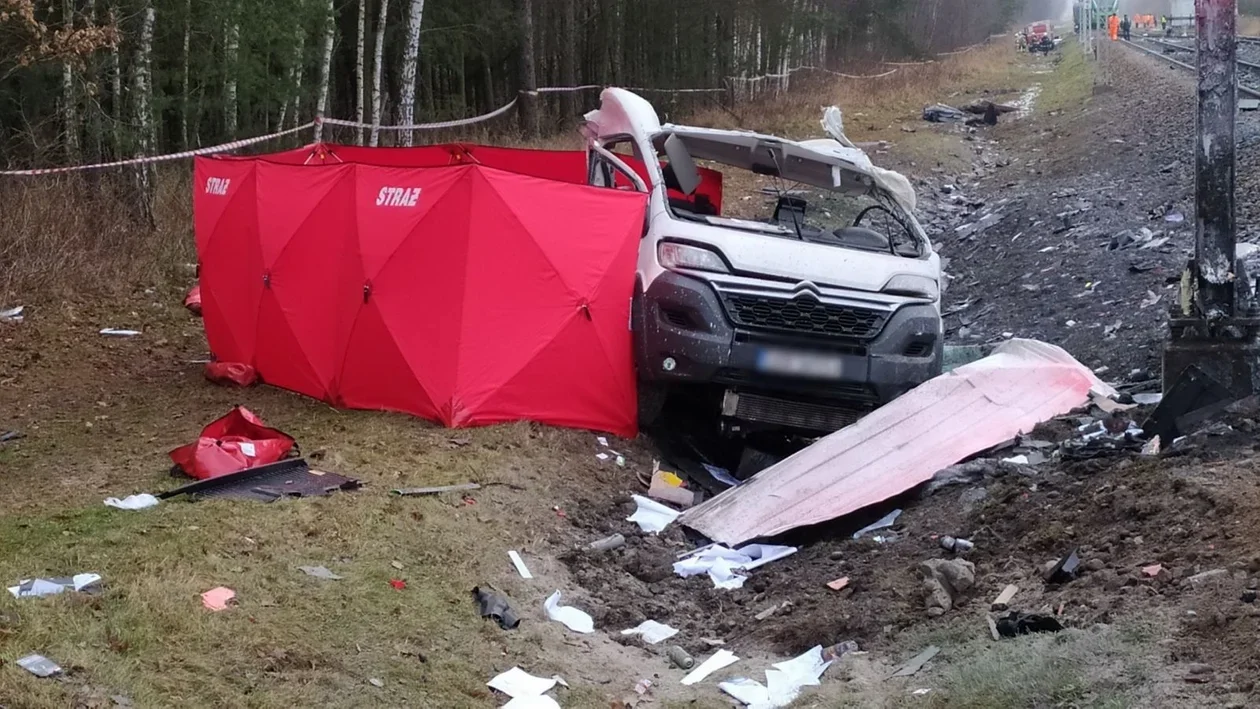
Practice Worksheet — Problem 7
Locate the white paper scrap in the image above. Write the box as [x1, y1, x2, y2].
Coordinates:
[7, 573, 102, 599]
[719, 646, 831, 708]
[681, 649, 740, 685]
[488, 667, 561, 699]
[627, 494, 680, 534]
[621, 619, 680, 644]
[1001, 454, 1029, 465]
[239, 441, 257, 457]
[597, 436, 609, 447]
[544, 591, 594, 634]
[596, 452, 610, 461]
[104, 494, 160, 510]
[504, 697, 561, 709]
[673, 544, 797, 590]
[508, 550, 533, 579]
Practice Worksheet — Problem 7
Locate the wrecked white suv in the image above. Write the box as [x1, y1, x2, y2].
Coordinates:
[583, 89, 943, 434]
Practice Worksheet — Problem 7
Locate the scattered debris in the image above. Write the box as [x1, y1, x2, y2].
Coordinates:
[674, 544, 797, 590]
[204, 362, 259, 387]
[920, 558, 975, 616]
[392, 483, 481, 496]
[703, 463, 742, 488]
[16, 654, 62, 678]
[754, 601, 791, 621]
[852, 509, 902, 540]
[367, 678, 384, 688]
[1142, 564, 1163, 577]
[648, 469, 697, 508]
[939, 536, 974, 553]
[890, 646, 941, 678]
[184, 285, 202, 315]
[389, 579, 407, 590]
[100, 328, 141, 337]
[923, 104, 966, 123]
[160, 459, 360, 503]
[627, 494, 681, 534]
[472, 586, 520, 630]
[668, 645, 695, 669]
[543, 591, 593, 634]
[0, 305, 24, 323]
[7, 573, 102, 599]
[1045, 550, 1081, 584]
[680, 340, 1116, 545]
[487, 667, 565, 707]
[201, 586, 236, 611]
[995, 611, 1064, 637]
[297, 566, 343, 580]
[991, 584, 1020, 611]
[822, 640, 860, 662]
[621, 620, 679, 644]
[508, 550, 533, 579]
[1165, 211, 1185, 223]
[827, 576, 850, 591]
[104, 494, 160, 511]
[680, 649, 740, 685]
[588, 534, 626, 551]
[168, 406, 296, 481]
[718, 646, 832, 709]
[0, 430, 23, 444]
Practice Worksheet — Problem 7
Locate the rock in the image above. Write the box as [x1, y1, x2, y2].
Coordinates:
[1186, 569, 1228, 587]
[919, 558, 976, 615]
[1187, 663, 1213, 676]
[829, 550, 844, 561]
[1085, 559, 1106, 572]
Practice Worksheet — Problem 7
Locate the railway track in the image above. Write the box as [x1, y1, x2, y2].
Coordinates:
[1122, 37, 1260, 99]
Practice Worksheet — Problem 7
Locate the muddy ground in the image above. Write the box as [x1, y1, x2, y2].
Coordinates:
[4, 39, 1260, 708]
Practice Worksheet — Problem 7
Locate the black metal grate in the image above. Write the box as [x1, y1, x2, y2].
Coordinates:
[733, 392, 868, 432]
[720, 293, 887, 338]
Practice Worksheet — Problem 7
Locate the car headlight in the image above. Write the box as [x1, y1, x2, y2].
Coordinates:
[658, 242, 730, 273]
[882, 274, 939, 301]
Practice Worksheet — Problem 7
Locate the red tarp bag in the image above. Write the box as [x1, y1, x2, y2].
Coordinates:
[184, 284, 202, 315]
[204, 362, 259, 387]
[168, 406, 295, 480]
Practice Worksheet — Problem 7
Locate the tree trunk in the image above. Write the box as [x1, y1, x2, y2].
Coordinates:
[279, 17, 305, 131]
[132, 2, 157, 226]
[61, 0, 80, 161]
[561, 0, 576, 122]
[370, 0, 389, 145]
[398, 0, 426, 146]
[181, 0, 191, 148]
[85, 0, 102, 161]
[224, 18, 240, 138]
[355, 0, 367, 144]
[517, 0, 538, 136]
[108, 5, 122, 156]
[313, 0, 336, 142]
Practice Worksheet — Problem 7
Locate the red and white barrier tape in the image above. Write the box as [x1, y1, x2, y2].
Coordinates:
[322, 99, 520, 131]
[0, 122, 315, 176]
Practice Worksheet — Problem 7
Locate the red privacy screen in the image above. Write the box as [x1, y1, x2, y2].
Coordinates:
[194, 147, 648, 436]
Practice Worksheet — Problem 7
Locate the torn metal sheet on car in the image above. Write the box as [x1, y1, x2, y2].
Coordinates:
[679, 339, 1116, 546]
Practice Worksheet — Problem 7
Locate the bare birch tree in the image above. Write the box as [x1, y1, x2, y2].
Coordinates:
[131, 1, 156, 224]
[224, 16, 240, 138]
[355, 0, 367, 144]
[180, 0, 191, 147]
[397, 0, 426, 146]
[61, 0, 80, 160]
[313, 0, 335, 141]
[370, 0, 389, 146]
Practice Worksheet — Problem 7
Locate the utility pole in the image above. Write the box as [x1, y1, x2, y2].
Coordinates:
[1161, 0, 1260, 421]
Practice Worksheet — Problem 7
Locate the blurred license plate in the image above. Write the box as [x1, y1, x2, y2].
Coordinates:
[756, 349, 843, 379]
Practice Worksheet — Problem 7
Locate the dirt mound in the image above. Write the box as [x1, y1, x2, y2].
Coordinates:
[559, 425, 1260, 693]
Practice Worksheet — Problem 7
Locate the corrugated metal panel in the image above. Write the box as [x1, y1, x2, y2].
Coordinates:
[678, 340, 1105, 545]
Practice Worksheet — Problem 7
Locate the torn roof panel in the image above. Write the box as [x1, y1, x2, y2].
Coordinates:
[678, 340, 1102, 546]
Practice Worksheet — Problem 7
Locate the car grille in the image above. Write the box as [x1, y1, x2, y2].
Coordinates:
[720, 292, 888, 339]
[730, 392, 870, 433]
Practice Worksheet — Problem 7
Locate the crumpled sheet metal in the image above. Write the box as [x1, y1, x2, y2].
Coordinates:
[679, 339, 1108, 546]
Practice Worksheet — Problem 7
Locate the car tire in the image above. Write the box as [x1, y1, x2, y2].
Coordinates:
[638, 381, 669, 429]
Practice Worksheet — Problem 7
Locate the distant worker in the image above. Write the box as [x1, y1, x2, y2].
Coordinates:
[1121, 15, 1131, 41]
[1109, 14, 1120, 41]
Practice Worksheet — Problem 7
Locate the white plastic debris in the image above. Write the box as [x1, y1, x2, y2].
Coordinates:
[627, 494, 680, 534]
[674, 544, 797, 590]
[16, 654, 62, 677]
[681, 649, 740, 685]
[1000, 455, 1029, 465]
[104, 494, 160, 510]
[852, 509, 902, 540]
[0, 305, 25, 323]
[99, 328, 141, 337]
[703, 463, 741, 488]
[719, 646, 832, 708]
[7, 573, 102, 599]
[488, 667, 565, 705]
[621, 619, 680, 644]
[596, 452, 610, 461]
[597, 436, 609, 447]
[508, 550, 533, 579]
[544, 591, 594, 634]
[1133, 392, 1163, 406]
